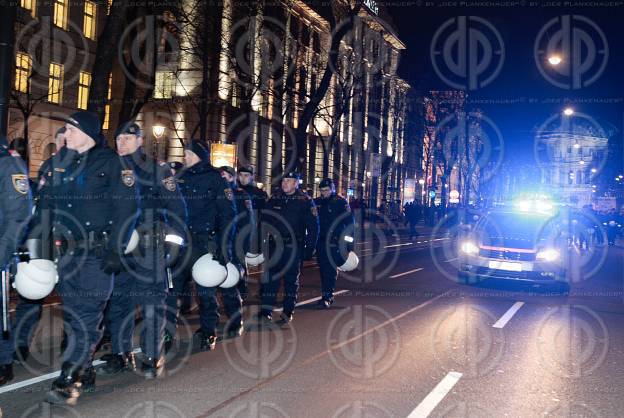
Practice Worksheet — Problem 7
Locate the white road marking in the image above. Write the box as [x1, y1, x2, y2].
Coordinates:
[444, 257, 458, 263]
[492, 301, 525, 329]
[407, 371, 463, 418]
[0, 348, 142, 395]
[384, 242, 413, 248]
[273, 290, 350, 312]
[389, 268, 424, 279]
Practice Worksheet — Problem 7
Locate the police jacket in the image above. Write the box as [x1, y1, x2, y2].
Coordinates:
[35, 144, 139, 254]
[265, 189, 319, 251]
[176, 161, 236, 253]
[314, 193, 354, 247]
[240, 183, 267, 211]
[121, 150, 187, 238]
[230, 185, 256, 254]
[0, 146, 32, 265]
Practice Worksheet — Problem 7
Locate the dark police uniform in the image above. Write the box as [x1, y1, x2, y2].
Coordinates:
[35, 112, 139, 404]
[238, 165, 267, 256]
[167, 146, 237, 349]
[221, 166, 256, 300]
[103, 143, 187, 377]
[314, 183, 354, 305]
[259, 173, 318, 322]
[0, 141, 32, 386]
[11, 146, 70, 364]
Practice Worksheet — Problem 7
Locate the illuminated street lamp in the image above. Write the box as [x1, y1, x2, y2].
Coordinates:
[591, 168, 597, 173]
[563, 107, 574, 116]
[579, 160, 585, 165]
[152, 125, 166, 139]
[418, 179, 425, 186]
[548, 55, 562, 65]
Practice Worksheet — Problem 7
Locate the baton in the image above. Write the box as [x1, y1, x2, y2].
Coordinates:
[1, 266, 9, 340]
[166, 267, 174, 290]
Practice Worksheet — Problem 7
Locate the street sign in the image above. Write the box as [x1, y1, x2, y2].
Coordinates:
[370, 153, 381, 177]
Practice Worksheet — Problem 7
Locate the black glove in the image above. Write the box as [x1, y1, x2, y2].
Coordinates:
[101, 251, 122, 274]
[165, 242, 181, 268]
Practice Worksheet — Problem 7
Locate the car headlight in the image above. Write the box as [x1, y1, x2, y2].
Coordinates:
[536, 248, 560, 262]
[460, 241, 479, 255]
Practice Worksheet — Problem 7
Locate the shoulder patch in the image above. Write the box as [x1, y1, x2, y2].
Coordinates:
[162, 176, 177, 192]
[121, 169, 135, 187]
[224, 188, 234, 201]
[12, 174, 29, 194]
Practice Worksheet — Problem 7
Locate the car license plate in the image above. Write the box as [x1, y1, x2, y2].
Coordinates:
[488, 260, 522, 271]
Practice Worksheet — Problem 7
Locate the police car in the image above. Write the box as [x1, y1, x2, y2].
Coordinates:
[457, 199, 568, 287]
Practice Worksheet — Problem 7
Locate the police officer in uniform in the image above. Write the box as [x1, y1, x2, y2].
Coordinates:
[220, 166, 255, 306]
[167, 140, 237, 350]
[237, 165, 266, 297]
[100, 123, 186, 378]
[258, 172, 318, 324]
[35, 111, 139, 405]
[0, 138, 32, 386]
[12, 126, 68, 364]
[314, 179, 354, 308]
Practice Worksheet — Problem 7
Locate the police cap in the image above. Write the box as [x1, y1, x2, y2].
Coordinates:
[283, 171, 301, 180]
[114, 122, 143, 139]
[319, 178, 334, 188]
[238, 165, 255, 175]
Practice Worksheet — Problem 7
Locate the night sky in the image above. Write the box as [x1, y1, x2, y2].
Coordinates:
[386, 2, 624, 166]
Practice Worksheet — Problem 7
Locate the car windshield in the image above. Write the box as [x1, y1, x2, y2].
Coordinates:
[476, 211, 558, 249]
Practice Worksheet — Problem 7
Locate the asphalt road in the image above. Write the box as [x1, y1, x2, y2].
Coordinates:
[1, 223, 623, 418]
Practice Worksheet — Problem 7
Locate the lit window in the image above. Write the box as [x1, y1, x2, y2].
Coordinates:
[103, 74, 112, 130]
[15, 52, 32, 93]
[53, 0, 68, 30]
[77, 71, 91, 110]
[20, 0, 36, 17]
[83, 1, 97, 40]
[107, 0, 113, 15]
[154, 71, 175, 99]
[48, 62, 64, 104]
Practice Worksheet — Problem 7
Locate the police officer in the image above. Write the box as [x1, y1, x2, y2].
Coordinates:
[12, 126, 69, 364]
[0, 138, 32, 386]
[220, 166, 255, 304]
[167, 140, 237, 350]
[258, 172, 318, 324]
[237, 165, 267, 254]
[99, 123, 186, 378]
[34, 111, 139, 405]
[314, 178, 354, 308]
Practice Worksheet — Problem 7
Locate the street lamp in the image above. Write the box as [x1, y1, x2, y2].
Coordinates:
[563, 107, 574, 116]
[579, 160, 585, 165]
[152, 125, 166, 139]
[418, 179, 425, 186]
[591, 168, 597, 173]
[314, 175, 320, 184]
[548, 55, 562, 65]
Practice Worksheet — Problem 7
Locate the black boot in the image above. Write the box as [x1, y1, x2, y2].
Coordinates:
[226, 320, 244, 339]
[98, 352, 135, 375]
[45, 362, 82, 405]
[0, 364, 13, 386]
[194, 330, 217, 351]
[141, 356, 165, 379]
[81, 366, 96, 393]
[255, 311, 272, 325]
[279, 311, 293, 324]
[163, 329, 174, 354]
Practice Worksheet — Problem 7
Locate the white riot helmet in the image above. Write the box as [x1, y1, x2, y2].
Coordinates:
[192, 253, 227, 287]
[219, 263, 241, 288]
[337, 251, 359, 272]
[244, 252, 264, 266]
[124, 229, 140, 255]
[13, 259, 59, 300]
